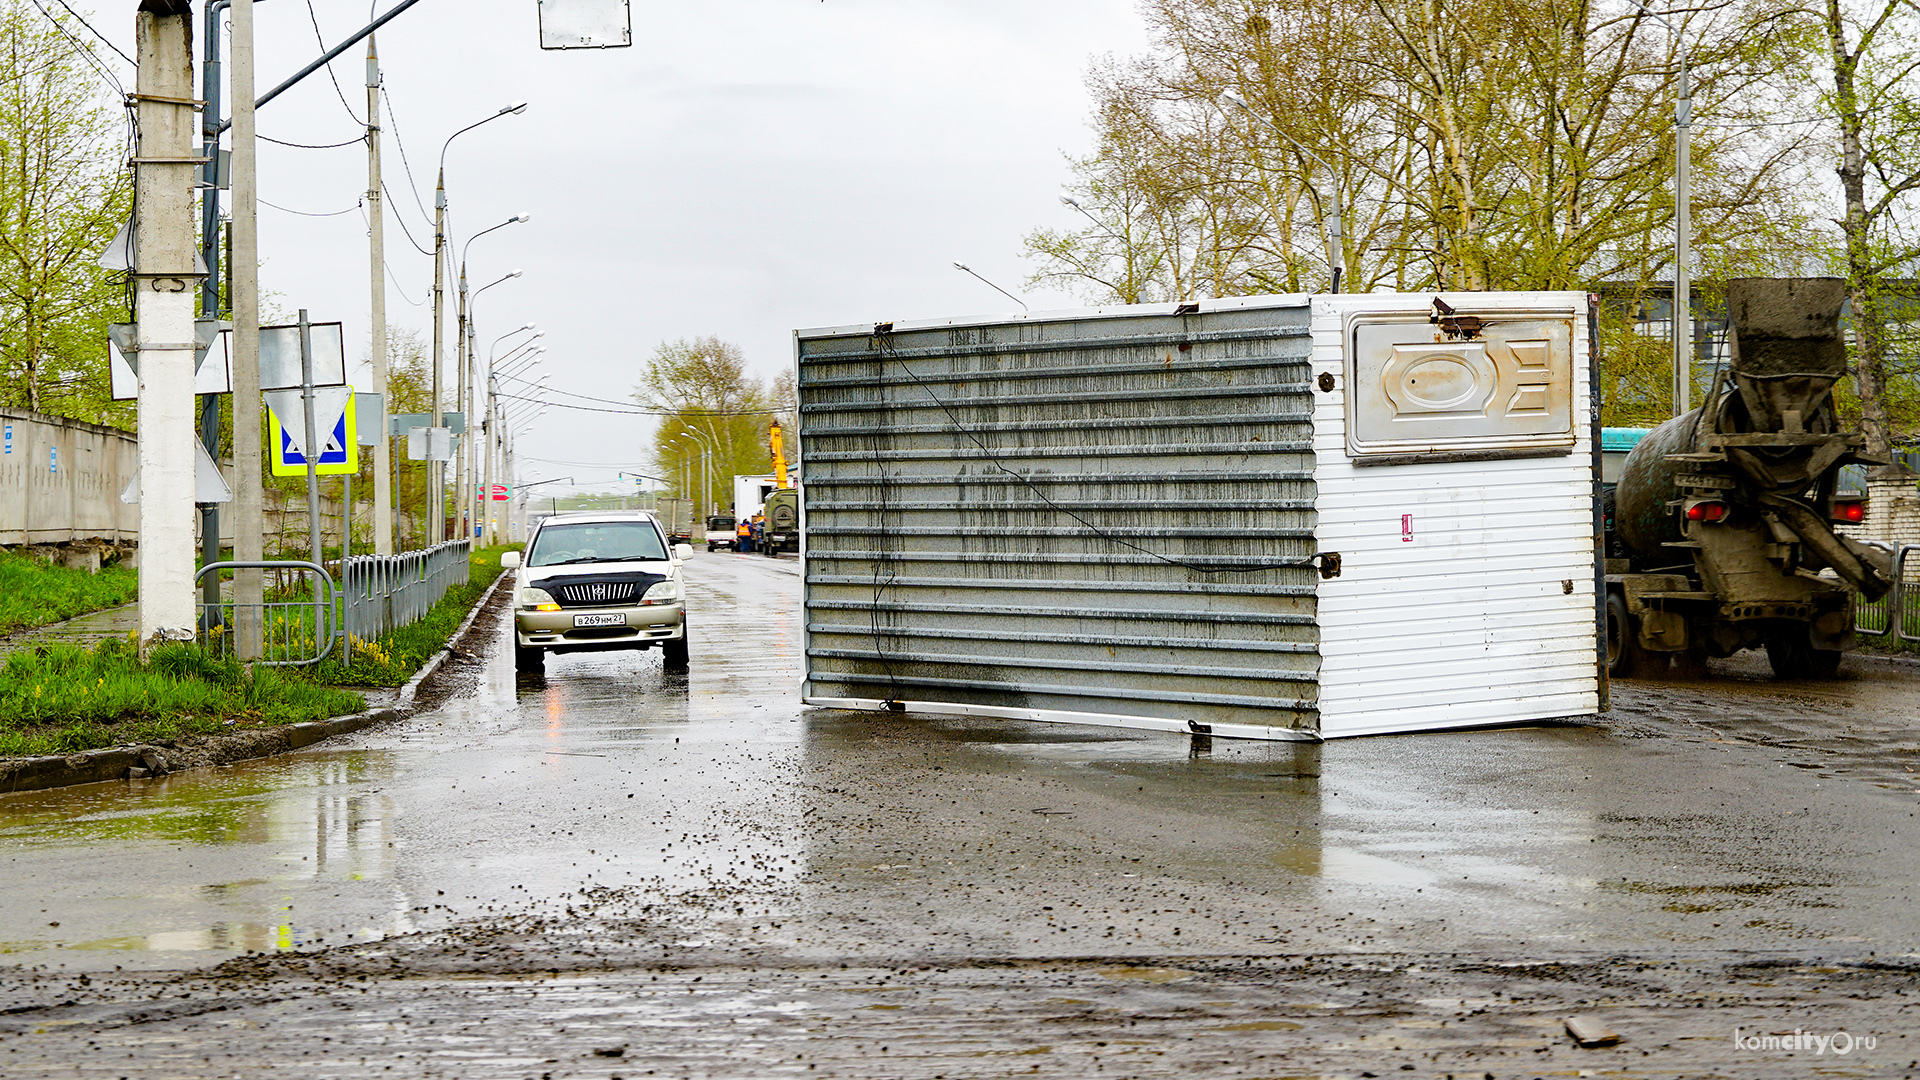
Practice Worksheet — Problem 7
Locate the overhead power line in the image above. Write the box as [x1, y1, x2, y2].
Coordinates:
[260, 132, 365, 149]
[50, 0, 130, 64]
[260, 196, 361, 218]
[23, 0, 125, 97]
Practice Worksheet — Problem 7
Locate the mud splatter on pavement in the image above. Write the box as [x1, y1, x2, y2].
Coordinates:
[1, 555, 1916, 1077]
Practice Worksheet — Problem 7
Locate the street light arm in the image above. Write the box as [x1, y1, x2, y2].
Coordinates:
[952, 262, 1029, 312]
[489, 324, 538, 358]
[461, 213, 530, 268]
[1218, 91, 1345, 294]
[440, 102, 529, 175]
[473, 268, 523, 298]
[1059, 193, 1128, 246]
[496, 347, 545, 379]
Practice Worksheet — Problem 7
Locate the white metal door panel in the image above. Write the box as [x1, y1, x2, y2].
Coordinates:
[1310, 293, 1603, 738]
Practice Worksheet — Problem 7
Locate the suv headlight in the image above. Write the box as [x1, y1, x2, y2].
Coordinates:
[641, 579, 681, 605]
[519, 587, 560, 612]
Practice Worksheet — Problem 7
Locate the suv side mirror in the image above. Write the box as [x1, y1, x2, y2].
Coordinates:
[672, 543, 694, 561]
[500, 550, 521, 569]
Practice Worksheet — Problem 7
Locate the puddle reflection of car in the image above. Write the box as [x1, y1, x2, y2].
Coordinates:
[501, 512, 693, 672]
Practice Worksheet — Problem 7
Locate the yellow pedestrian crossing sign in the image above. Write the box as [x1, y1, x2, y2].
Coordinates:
[268, 390, 359, 476]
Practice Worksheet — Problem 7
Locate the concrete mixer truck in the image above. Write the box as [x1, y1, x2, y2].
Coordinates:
[1604, 277, 1894, 679]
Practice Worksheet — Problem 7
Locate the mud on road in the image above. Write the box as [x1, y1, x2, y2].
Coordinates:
[1, 554, 1917, 1078]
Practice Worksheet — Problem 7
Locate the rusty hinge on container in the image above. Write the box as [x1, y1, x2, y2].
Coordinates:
[1312, 551, 1342, 579]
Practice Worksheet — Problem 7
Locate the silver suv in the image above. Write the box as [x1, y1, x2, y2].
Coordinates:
[501, 512, 693, 672]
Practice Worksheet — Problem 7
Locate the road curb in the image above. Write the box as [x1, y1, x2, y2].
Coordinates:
[0, 570, 512, 797]
[398, 569, 510, 706]
[0, 706, 407, 797]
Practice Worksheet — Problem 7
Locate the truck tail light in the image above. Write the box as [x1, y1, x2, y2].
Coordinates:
[1833, 501, 1866, 524]
[1685, 500, 1729, 522]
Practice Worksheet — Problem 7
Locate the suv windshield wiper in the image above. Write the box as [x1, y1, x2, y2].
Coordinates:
[541, 555, 651, 566]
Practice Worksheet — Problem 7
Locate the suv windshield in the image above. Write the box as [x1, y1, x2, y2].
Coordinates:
[708, 516, 734, 530]
[527, 521, 668, 567]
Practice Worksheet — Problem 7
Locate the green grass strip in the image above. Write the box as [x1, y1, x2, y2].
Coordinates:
[0, 641, 366, 758]
[0, 551, 138, 638]
[313, 544, 519, 687]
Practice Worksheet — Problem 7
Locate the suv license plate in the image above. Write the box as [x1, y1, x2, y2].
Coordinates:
[573, 613, 624, 628]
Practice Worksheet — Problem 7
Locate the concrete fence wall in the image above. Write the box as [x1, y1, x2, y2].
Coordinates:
[0, 407, 421, 556]
[0, 408, 140, 546]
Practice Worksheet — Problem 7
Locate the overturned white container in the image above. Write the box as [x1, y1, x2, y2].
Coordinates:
[794, 292, 1605, 739]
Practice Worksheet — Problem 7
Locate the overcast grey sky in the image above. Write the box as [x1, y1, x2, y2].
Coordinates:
[87, 0, 1152, 495]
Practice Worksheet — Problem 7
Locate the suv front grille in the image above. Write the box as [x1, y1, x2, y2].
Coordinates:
[539, 571, 665, 609]
[556, 582, 635, 605]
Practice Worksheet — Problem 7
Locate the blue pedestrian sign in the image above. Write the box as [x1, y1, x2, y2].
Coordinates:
[268, 394, 359, 477]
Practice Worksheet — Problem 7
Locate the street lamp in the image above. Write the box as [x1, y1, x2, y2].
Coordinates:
[1618, 0, 1692, 417]
[679, 430, 716, 518]
[462, 268, 523, 539]
[496, 346, 545, 383]
[490, 323, 538, 360]
[1057, 193, 1145, 305]
[430, 101, 527, 544]
[952, 261, 1029, 312]
[1220, 91, 1344, 294]
[480, 324, 537, 545]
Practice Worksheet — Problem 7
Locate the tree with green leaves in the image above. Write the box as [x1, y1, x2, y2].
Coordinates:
[1807, 0, 1920, 454]
[634, 336, 794, 516]
[1029, 0, 1814, 305]
[0, 0, 130, 427]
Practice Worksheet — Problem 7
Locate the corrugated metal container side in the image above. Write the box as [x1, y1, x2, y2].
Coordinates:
[1309, 292, 1602, 737]
[794, 300, 1322, 739]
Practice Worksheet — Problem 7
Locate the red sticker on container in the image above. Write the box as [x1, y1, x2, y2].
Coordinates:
[1401, 514, 1413, 542]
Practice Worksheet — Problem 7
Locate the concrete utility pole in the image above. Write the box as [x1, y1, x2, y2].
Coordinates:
[455, 267, 468, 542]
[367, 38, 393, 554]
[430, 171, 447, 545]
[229, 0, 263, 658]
[132, 2, 199, 651]
[430, 102, 526, 545]
[481, 388, 496, 544]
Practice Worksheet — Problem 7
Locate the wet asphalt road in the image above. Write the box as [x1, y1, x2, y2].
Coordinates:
[1, 553, 1918, 1077]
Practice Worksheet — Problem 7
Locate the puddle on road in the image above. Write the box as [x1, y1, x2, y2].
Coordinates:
[0, 621, 807, 972]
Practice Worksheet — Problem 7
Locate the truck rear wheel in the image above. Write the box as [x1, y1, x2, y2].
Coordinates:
[1605, 593, 1645, 677]
[1766, 629, 1842, 680]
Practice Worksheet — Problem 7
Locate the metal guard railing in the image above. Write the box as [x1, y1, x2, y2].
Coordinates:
[340, 539, 471, 645]
[195, 539, 472, 666]
[1853, 542, 1919, 644]
[195, 560, 338, 666]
